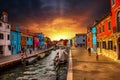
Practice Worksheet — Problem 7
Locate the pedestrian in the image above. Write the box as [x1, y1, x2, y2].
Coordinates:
[88, 48, 91, 56]
[30, 48, 32, 54]
[96, 53, 99, 61]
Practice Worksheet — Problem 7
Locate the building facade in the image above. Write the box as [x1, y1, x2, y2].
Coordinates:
[10, 27, 21, 55]
[21, 33, 27, 52]
[26, 34, 33, 53]
[37, 33, 45, 49]
[75, 34, 87, 47]
[33, 35, 39, 51]
[88, 0, 120, 60]
[87, 27, 92, 49]
[0, 12, 11, 56]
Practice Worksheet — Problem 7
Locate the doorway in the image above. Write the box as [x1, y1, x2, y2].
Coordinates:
[117, 12, 120, 32]
[118, 37, 120, 59]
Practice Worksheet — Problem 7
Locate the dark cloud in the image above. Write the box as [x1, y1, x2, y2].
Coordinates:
[0, 0, 110, 38]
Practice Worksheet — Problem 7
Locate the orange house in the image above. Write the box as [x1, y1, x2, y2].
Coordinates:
[95, 0, 120, 60]
[87, 27, 92, 49]
[110, 0, 120, 60]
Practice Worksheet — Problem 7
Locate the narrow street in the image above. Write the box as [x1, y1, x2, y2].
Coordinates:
[71, 47, 120, 80]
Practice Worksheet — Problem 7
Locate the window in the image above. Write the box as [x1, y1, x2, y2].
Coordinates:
[102, 41, 106, 49]
[27, 37, 29, 41]
[108, 41, 113, 50]
[8, 45, 11, 50]
[102, 25, 104, 32]
[7, 25, 10, 29]
[83, 39, 85, 42]
[0, 46, 3, 54]
[0, 23, 2, 27]
[112, 0, 115, 6]
[108, 21, 111, 30]
[99, 27, 101, 33]
[0, 33, 4, 39]
[7, 35, 10, 40]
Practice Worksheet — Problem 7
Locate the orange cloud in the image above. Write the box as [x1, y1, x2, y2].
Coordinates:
[27, 17, 87, 41]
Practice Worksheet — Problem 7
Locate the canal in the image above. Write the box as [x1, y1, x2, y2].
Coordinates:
[0, 49, 68, 80]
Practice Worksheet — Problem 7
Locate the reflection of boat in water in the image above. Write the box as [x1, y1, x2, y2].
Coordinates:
[54, 51, 68, 80]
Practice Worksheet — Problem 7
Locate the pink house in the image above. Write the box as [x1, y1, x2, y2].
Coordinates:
[33, 35, 40, 51]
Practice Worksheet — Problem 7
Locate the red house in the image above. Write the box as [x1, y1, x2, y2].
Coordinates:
[33, 35, 40, 51]
[93, 0, 120, 60]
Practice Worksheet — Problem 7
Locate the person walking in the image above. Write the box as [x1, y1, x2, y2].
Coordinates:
[88, 48, 91, 56]
[96, 53, 99, 61]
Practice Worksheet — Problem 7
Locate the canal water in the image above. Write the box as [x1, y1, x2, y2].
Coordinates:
[0, 49, 68, 80]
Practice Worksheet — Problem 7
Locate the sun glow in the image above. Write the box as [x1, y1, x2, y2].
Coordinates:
[28, 17, 87, 41]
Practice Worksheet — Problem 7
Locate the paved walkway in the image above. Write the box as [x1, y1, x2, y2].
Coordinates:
[71, 47, 120, 80]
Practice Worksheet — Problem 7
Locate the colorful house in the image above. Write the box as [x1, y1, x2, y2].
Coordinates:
[87, 27, 92, 49]
[21, 32, 27, 52]
[89, 0, 120, 60]
[37, 33, 45, 49]
[33, 35, 40, 51]
[0, 12, 11, 56]
[75, 34, 87, 47]
[91, 26, 97, 53]
[68, 39, 72, 46]
[45, 37, 52, 48]
[71, 37, 76, 47]
[26, 34, 33, 53]
[110, 0, 120, 60]
[10, 27, 21, 54]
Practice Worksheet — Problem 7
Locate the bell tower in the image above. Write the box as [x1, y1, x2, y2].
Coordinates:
[1, 12, 8, 22]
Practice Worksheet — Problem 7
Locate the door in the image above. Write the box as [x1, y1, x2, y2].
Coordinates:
[117, 12, 120, 32]
[100, 42, 102, 53]
[118, 37, 120, 59]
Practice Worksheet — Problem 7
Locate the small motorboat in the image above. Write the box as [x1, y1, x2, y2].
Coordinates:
[23, 57, 37, 65]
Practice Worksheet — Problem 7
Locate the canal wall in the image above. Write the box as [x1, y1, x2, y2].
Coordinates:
[67, 49, 73, 80]
[0, 47, 53, 70]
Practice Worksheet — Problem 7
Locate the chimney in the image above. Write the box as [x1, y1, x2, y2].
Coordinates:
[2, 12, 8, 22]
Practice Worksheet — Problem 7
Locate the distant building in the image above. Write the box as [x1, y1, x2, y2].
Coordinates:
[21, 32, 27, 52]
[21, 31, 33, 53]
[37, 33, 45, 49]
[10, 26, 21, 54]
[71, 37, 76, 47]
[26, 34, 33, 53]
[68, 39, 72, 46]
[45, 37, 52, 48]
[0, 12, 11, 56]
[75, 34, 87, 47]
[33, 35, 39, 51]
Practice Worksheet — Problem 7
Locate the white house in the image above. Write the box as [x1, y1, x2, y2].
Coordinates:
[75, 34, 87, 47]
[0, 12, 11, 56]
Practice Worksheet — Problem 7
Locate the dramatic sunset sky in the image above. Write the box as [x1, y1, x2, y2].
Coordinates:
[0, 0, 110, 40]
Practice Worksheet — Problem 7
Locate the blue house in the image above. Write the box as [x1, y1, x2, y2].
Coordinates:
[10, 27, 21, 55]
[26, 35, 33, 53]
[92, 27, 97, 53]
[37, 33, 45, 49]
